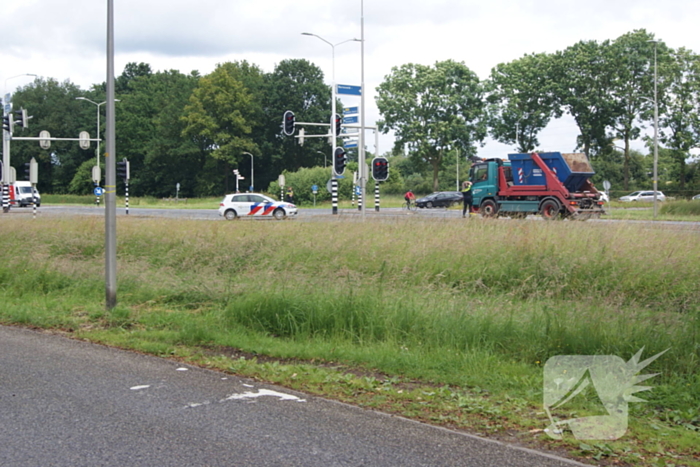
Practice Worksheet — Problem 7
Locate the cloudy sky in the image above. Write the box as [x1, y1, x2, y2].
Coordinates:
[4, 0, 700, 159]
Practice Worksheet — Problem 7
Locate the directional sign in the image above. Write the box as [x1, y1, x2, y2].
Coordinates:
[312, 184, 318, 194]
[94, 186, 104, 196]
[344, 140, 358, 149]
[337, 84, 362, 96]
[343, 116, 358, 125]
[343, 106, 358, 115]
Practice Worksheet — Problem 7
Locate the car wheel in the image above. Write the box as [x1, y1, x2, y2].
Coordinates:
[273, 208, 286, 220]
[426, 201, 433, 208]
[480, 199, 498, 218]
[224, 209, 238, 220]
[540, 199, 562, 220]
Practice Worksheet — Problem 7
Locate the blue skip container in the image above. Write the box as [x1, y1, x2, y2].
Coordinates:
[508, 152, 594, 192]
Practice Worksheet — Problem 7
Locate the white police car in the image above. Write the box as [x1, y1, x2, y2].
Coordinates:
[219, 193, 297, 220]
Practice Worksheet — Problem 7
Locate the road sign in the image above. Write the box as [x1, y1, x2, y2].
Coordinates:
[311, 184, 318, 194]
[343, 116, 358, 125]
[603, 180, 611, 191]
[337, 84, 362, 96]
[343, 106, 358, 115]
[344, 140, 358, 149]
[278, 174, 285, 188]
[94, 186, 104, 196]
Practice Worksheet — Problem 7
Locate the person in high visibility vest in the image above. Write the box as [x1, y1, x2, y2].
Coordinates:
[461, 181, 473, 218]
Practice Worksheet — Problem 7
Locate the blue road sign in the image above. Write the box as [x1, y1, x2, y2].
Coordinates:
[94, 187, 104, 196]
[343, 106, 358, 115]
[337, 84, 362, 96]
[343, 116, 358, 124]
[311, 184, 318, 193]
[344, 140, 358, 149]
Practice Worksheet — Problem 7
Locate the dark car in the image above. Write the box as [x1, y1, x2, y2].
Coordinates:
[415, 191, 463, 209]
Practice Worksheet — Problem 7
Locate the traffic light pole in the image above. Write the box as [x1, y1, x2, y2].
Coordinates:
[105, 0, 117, 309]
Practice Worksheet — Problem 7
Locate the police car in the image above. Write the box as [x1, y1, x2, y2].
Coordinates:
[219, 193, 297, 220]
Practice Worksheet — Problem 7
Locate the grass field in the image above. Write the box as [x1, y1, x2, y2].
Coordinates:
[1, 212, 698, 465]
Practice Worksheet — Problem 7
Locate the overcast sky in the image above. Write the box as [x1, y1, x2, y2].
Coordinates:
[4, 0, 700, 159]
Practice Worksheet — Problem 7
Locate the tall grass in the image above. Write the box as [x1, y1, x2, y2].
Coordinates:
[0, 215, 698, 409]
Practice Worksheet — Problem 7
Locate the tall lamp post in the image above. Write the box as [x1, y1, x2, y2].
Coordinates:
[242, 151, 254, 191]
[76, 97, 120, 173]
[302, 32, 360, 214]
[316, 150, 327, 168]
[649, 40, 659, 219]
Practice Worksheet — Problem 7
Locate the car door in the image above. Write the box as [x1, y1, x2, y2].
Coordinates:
[230, 194, 252, 216]
[247, 194, 275, 216]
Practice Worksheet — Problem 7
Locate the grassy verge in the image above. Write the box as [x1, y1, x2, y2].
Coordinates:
[0, 216, 698, 465]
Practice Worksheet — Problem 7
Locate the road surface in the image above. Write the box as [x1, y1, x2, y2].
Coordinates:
[0, 325, 586, 467]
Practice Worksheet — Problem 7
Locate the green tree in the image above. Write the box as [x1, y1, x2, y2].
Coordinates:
[609, 30, 666, 190]
[376, 60, 486, 191]
[658, 47, 700, 189]
[551, 40, 619, 159]
[115, 69, 201, 197]
[257, 59, 332, 189]
[13, 77, 90, 194]
[486, 53, 561, 152]
[181, 61, 263, 195]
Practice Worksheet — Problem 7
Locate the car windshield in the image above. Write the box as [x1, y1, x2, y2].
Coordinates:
[19, 187, 33, 194]
[627, 192, 641, 197]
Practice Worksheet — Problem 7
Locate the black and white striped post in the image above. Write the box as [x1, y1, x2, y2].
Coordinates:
[357, 185, 363, 211]
[32, 187, 37, 219]
[374, 181, 380, 212]
[2, 184, 8, 213]
[331, 178, 338, 215]
[125, 181, 129, 215]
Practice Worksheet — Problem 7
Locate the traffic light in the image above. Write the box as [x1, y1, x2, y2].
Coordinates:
[334, 114, 342, 136]
[24, 162, 31, 181]
[372, 157, 389, 181]
[333, 147, 347, 176]
[283, 110, 295, 136]
[117, 158, 130, 181]
[13, 108, 28, 130]
[2, 115, 10, 133]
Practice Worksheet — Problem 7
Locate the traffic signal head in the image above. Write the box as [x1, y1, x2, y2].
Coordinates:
[334, 114, 342, 136]
[13, 109, 28, 131]
[24, 162, 31, 180]
[117, 158, 130, 181]
[2, 115, 11, 133]
[372, 157, 389, 181]
[333, 147, 347, 176]
[283, 110, 295, 136]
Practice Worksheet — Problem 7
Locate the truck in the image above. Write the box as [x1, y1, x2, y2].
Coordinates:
[468, 152, 605, 220]
[9, 181, 41, 207]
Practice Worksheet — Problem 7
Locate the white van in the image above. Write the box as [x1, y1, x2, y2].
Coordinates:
[11, 181, 41, 207]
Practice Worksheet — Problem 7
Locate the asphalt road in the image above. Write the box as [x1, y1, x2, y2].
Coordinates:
[0, 326, 587, 467]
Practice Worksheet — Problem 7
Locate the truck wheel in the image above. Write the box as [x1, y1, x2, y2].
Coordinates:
[540, 199, 561, 220]
[480, 199, 498, 218]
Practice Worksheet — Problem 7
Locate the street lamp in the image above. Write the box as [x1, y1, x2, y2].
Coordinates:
[302, 33, 360, 215]
[242, 152, 254, 192]
[648, 39, 659, 218]
[316, 150, 327, 168]
[301, 33, 359, 162]
[76, 97, 121, 172]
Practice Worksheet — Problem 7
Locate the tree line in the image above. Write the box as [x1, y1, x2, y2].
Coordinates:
[8, 28, 700, 199]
